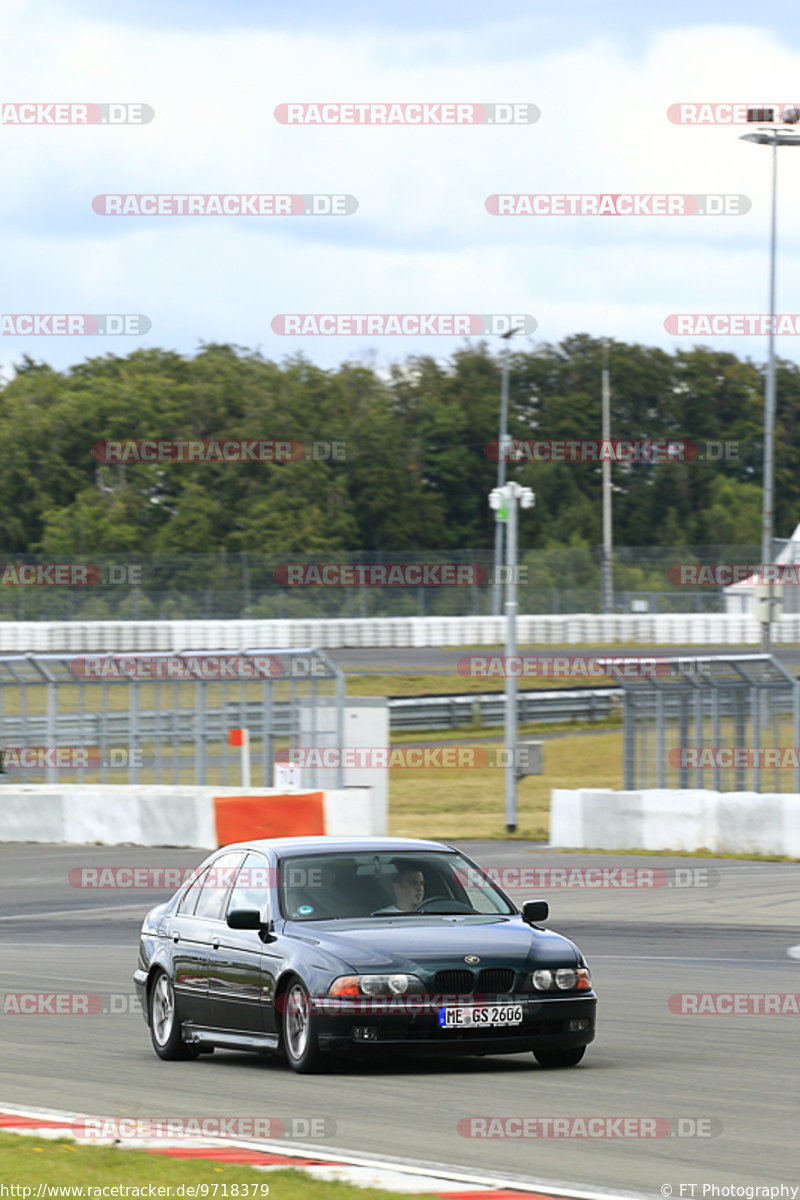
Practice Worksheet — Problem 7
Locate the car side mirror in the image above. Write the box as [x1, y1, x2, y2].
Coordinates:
[522, 900, 549, 925]
[227, 909, 277, 942]
[227, 909, 264, 930]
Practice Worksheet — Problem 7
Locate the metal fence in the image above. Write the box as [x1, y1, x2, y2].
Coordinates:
[0, 649, 345, 787]
[613, 655, 800, 793]
[0, 543, 786, 621]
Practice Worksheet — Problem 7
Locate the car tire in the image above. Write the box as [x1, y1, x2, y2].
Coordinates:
[281, 980, 326, 1074]
[149, 969, 199, 1061]
[533, 1045, 586, 1068]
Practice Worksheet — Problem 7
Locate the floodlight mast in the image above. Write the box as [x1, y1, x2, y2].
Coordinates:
[490, 481, 534, 832]
[740, 105, 800, 649]
[492, 327, 521, 617]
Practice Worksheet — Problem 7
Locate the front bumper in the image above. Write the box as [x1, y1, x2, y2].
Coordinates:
[133, 969, 149, 1025]
[312, 993, 597, 1055]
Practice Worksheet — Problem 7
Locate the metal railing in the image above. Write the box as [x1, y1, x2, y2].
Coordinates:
[612, 654, 800, 793]
[388, 688, 620, 731]
[0, 649, 345, 786]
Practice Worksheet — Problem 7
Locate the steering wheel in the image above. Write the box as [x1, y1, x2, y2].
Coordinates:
[413, 896, 475, 914]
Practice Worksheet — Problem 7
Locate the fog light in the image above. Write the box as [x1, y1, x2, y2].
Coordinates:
[567, 1018, 590, 1032]
[352, 1026, 379, 1041]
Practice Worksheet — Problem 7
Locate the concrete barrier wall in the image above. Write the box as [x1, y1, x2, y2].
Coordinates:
[0, 785, 380, 848]
[551, 787, 800, 856]
[3, 612, 800, 652]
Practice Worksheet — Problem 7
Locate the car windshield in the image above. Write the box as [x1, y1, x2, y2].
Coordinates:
[279, 850, 516, 921]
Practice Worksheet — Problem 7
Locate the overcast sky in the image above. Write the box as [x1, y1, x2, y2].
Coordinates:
[3, 0, 800, 378]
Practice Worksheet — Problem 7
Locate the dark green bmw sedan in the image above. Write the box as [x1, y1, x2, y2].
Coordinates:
[134, 836, 596, 1073]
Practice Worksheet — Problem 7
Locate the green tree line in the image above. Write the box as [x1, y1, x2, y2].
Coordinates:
[1, 334, 796, 557]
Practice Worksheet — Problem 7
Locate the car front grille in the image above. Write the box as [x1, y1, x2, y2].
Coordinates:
[432, 968, 515, 994]
[433, 970, 473, 993]
[477, 968, 515, 994]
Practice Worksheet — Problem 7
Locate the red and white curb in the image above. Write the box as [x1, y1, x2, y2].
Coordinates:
[0, 1104, 652, 1200]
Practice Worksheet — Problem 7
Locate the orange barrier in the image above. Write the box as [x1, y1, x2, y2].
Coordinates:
[213, 792, 325, 845]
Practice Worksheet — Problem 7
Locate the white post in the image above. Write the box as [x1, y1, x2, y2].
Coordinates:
[240, 729, 251, 788]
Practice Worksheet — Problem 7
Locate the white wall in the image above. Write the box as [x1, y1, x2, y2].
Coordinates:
[2, 612, 798, 652]
[551, 787, 800, 856]
[0, 785, 380, 847]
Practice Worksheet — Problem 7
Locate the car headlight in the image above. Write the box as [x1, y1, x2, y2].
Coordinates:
[531, 966, 591, 992]
[329, 974, 421, 997]
[531, 969, 553, 991]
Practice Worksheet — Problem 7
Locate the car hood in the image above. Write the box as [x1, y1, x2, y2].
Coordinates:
[285, 915, 581, 973]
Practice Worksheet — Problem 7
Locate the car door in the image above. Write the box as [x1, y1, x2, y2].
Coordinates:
[188, 850, 245, 1029]
[206, 851, 282, 1035]
[169, 867, 214, 1026]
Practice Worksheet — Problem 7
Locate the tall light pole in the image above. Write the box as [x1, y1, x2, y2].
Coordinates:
[601, 340, 614, 614]
[490, 481, 535, 832]
[741, 108, 800, 650]
[492, 328, 520, 617]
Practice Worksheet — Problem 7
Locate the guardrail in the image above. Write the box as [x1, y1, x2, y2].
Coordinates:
[388, 688, 620, 730]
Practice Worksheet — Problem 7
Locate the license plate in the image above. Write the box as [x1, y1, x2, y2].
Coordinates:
[438, 1004, 524, 1029]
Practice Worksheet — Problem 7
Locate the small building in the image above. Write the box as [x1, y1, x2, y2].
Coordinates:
[724, 523, 800, 615]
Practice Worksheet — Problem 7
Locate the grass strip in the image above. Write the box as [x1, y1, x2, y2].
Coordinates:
[0, 1132, 440, 1200]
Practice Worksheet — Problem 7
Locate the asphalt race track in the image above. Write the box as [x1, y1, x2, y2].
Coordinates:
[1, 842, 799, 1198]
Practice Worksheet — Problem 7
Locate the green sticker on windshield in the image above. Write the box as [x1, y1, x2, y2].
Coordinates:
[297, 905, 314, 915]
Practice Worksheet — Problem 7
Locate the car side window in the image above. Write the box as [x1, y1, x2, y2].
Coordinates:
[194, 852, 245, 922]
[229, 852, 271, 920]
[177, 868, 209, 915]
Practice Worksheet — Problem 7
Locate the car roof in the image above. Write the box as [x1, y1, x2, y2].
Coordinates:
[213, 835, 453, 858]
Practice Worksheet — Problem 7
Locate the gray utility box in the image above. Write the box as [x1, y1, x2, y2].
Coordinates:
[516, 740, 543, 777]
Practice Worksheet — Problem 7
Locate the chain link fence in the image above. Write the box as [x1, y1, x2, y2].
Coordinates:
[0, 543, 787, 621]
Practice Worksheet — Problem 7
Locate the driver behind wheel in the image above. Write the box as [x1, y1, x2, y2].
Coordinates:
[375, 860, 425, 913]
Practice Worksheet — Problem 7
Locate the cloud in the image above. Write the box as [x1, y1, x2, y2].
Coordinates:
[1, 6, 799, 375]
